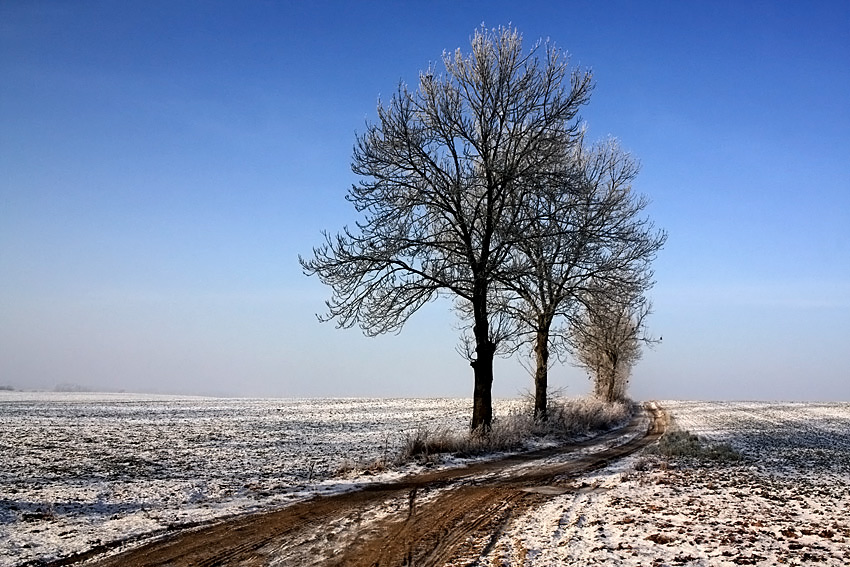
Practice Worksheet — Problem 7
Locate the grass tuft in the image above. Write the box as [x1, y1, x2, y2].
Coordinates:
[649, 423, 742, 462]
[399, 396, 633, 462]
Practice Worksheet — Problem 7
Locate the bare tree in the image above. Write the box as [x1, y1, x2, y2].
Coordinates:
[568, 287, 655, 403]
[503, 136, 666, 418]
[300, 26, 592, 430]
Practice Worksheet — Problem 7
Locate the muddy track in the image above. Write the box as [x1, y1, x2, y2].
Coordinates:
[57, 403, 666, 567]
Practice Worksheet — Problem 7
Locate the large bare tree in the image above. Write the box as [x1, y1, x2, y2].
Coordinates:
[300, 26, 592, 430]
[504, 137, 666, 418]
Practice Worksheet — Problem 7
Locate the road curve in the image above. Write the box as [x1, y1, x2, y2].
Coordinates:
[53, 403, 667, 567]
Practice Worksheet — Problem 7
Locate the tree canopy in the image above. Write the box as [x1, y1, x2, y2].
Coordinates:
[301, 26, 593, 429]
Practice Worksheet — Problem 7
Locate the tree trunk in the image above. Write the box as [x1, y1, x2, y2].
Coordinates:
[470, 345, 494, 431]
[604, 354, 619, 403]
[469, 284, 494, 432]
[533, 316, 553, 421]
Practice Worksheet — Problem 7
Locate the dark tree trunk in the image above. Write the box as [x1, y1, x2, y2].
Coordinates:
[470, 343, 494, 431]
[610, 353, 619, 403]
[532, 316, 553, 421]
[602, 353, 618, 403]
[469, 283, 494, 431]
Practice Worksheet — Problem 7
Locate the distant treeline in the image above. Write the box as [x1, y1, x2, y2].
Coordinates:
[53, 383, 93, 393]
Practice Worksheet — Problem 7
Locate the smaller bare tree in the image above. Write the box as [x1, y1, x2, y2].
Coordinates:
[568, 289, 654, 403]
[501, 136, 665, 418]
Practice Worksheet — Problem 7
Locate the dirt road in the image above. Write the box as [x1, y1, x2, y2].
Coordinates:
[54, 403, 666, 567]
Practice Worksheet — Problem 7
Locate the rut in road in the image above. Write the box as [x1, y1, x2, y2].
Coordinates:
[58, 403, 667, 567]
[328, 403, 667, 567]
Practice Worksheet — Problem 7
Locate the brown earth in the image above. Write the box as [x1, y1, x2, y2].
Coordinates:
[51, 403, 666, 567]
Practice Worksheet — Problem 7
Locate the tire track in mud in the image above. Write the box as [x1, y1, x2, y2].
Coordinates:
[54, 403, 666, 567]
[331, 403, 667, 567]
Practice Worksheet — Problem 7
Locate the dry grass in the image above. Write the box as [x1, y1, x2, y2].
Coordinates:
[648, 420, 742, 463]
[537, 396, 633, 438]
[400, 396, 633, 462]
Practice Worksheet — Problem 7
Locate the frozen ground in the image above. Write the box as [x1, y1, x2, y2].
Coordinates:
[0, 392, 525, 566]
[483, 401, 850, 567]
[4, 396, 849, 567]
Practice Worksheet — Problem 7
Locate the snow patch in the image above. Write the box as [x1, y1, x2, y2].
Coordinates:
[482, 401, 850, 566]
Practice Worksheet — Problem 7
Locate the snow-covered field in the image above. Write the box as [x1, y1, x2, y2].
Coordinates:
[0, 392, 523, 566]
[3, 395, 849, 567]
[484, 400, 850, 567]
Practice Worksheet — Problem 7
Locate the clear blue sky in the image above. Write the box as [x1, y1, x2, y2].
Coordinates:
[2, 1, 848, 400]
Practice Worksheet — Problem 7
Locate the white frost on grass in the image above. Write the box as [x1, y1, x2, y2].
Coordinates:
[0, 392, 524, 567]
[483, 401, 850, 567]
[8, 395, 848, 567]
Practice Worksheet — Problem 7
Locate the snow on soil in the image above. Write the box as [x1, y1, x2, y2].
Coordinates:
[482, 401, 850, 567]
[0, 392, 526, 567]
[5, 395, 849, 567]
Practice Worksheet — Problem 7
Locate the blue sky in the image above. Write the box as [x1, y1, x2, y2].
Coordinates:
[1, 1, 848, 400]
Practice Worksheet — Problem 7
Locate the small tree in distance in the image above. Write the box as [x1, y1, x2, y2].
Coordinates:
[300, 26, 592, 430]
[568, 289, 655, 403]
